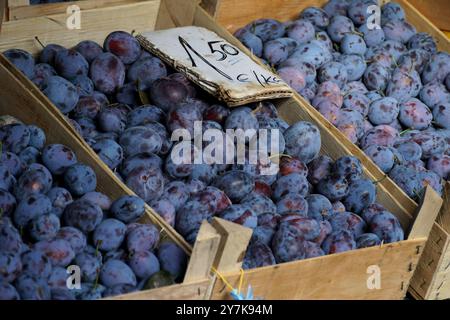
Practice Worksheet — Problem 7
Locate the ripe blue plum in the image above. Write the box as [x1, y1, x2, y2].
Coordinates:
[0, 124, 31, 154]
[399, 98, 432, 130]
[213, 171, 254, 203]
[323, 0, 351, 17]
[327, 15, 355, 43]
[407, 32, 437, 54]
[234, 28, 263, 57]
[243, 19, 285, 42]
[47, 187, 73, 218]
[381, 2, 405, 24]
[100, 259, 137, 288]
[368, 97, 399, 125]
[322, 230, 356, 254]
[290, 42, 332, 69]
[1, 152, 24, 177]
[272, 173, 310, 201]
[356, 233, 382, 248]
[383, 20, 416, 44]
[386, 68, 422, 103]
[56, 227, 87, 255]
[419, 83, 449, 109]
[39, 44, 65, 65]
[149, 78, 190, 113]
[317, 175, 349, 202]
[358, 23, 385, 47]
[42, 76, 79, 114]
[150, 199, 176, 227]
[104, 31, 141, 65]
[167, 101, 203, 136]
[90, 52, 126, 95]
[263, 38, 298, 66]
[369, 211, 404, 243]
[243, 241, 276, 269]
[74, 248, 102, 283]
[307, 155, 332, 185]
[14, 274, 51, 300]
[276, 193, 308, 216]
[110, 195, 145, 224]
[334, 156, 363, 182]
[14, 163, 53, 199]
[422, 52, 450, 85]
[34, 239, 75, 267]
[427, 155, 450, 180]
[93, 219, 126, 252]
[286, 20, 315, 44]
[347, 0, 377, 26]
[364, 145, 396, 173]
[126, 223, 160, 253]
[0, 282, 20, 300]
[343, 91, 370, 116]
[125, 167, 164, 203]
[74, 40, 103, 63]
[343, 179, 376, 214]
[128, 251, 160, 279]
[284, 122, 321, 164]
[3, 49, 35, 78]
[433, 103, 450, 129]
[64, 199, 103, 233]
[341, 33, 367, 56]
[277, 66, 307, 93]
[299, 7, 330, 31]
[54, 49, 89, 79]
[218, 204, 257, 229]
[18, 147, 39, 166]
[318, 61, 348, 89]
[92, 139, 123, 170]
[97, 105, 129, 134]
[13, 193, 52, 228]
[127, 56, 167, 91]
[64, 164, 97, 196]
[306, 194, 333, 221]
[32, 63, 57, 90]
[0, 164, 16, 192]
[21, 250, 52, 279]
[0, 189, 17, 218]
[363, 63, 391, 92]
[29, 214, 60, 242]
[360, 125, 399, 149]
[42, 144, 77, 175]
[338, 54, 367, 82]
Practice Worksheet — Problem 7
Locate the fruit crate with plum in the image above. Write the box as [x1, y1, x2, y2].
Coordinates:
[3, 0, 145, 22]
[0, 0, 443, 300]
[0, 61, 234, 300]
[201, 0, 450, 299]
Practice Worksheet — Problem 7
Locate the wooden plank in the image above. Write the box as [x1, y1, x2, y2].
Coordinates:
[155, 0, 199, 30]
[0, 1, 161, 54]
[202, 0, 328, 33]
[437, 183, 450, 233]
[0, 0, 5, 29]
[408, 187, 443, 240]
[406, 0, 450, 31]
[109, 280, 212, 300]
[184, 222, 221, 284]
[7, 0, 29, 7]
[400, 0, 450, 52]
[211, 239, 426, 300]
[410, 223, 449, 299]
[211, 218, 253, 274]
[8, 0, 142, 21]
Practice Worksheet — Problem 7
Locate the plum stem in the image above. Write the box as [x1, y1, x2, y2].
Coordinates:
[34, 36, 45, 49]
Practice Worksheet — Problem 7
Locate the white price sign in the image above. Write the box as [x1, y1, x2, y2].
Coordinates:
[136, 27, 293, 106]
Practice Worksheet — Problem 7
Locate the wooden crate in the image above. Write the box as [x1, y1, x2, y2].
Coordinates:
[5, 0, 148, 21]
[0, 0, 444, 299]
[407, 0, 450, 31]
[201, 0, 450, 299]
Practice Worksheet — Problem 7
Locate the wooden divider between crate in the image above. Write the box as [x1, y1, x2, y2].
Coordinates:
[199, 0, 450, 300]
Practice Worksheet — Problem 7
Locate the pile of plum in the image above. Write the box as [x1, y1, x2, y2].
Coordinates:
[0, 118, 188, 300]
[234, 0, 449, 200]
[2, 30, 404, 277]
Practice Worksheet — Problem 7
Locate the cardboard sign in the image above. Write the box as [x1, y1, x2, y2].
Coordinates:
[136, 26, 293, 106]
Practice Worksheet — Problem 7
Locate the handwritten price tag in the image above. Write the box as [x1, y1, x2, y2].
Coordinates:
[136, 27, 293, 106]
